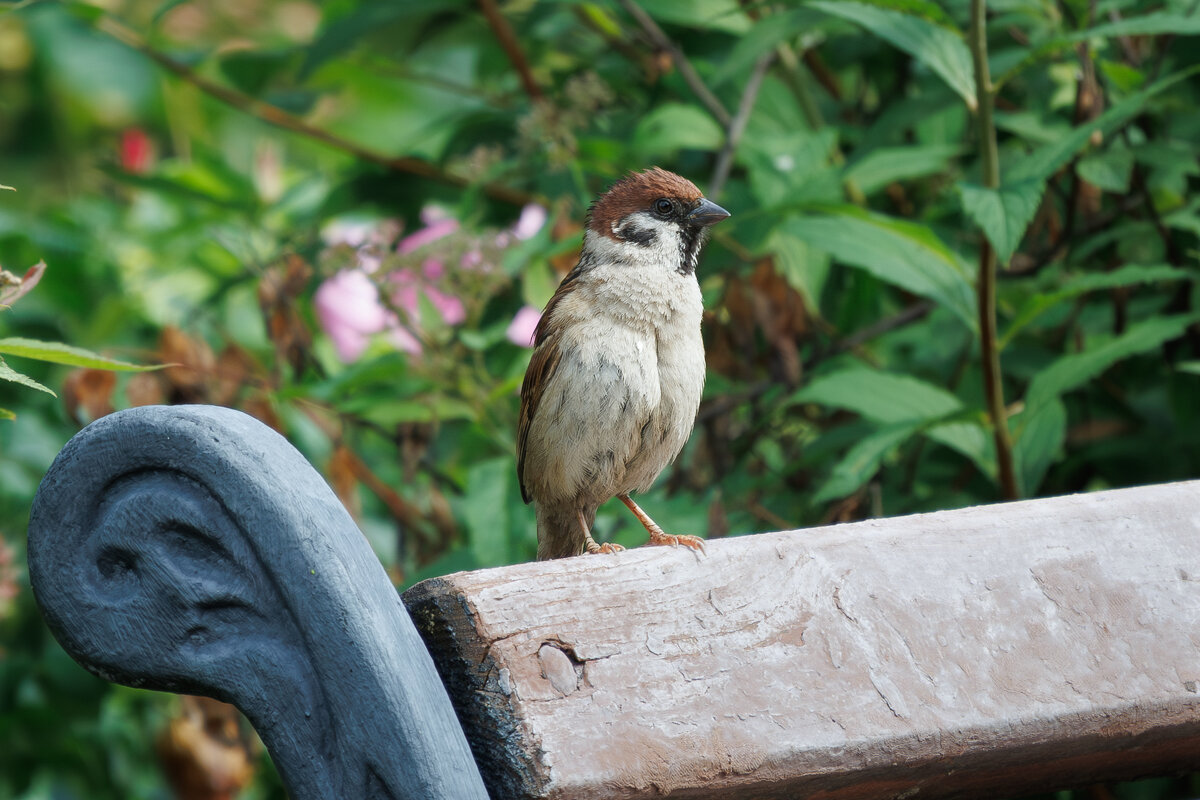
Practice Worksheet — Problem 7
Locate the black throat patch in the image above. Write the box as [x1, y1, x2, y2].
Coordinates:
[678, 225, 706, 275]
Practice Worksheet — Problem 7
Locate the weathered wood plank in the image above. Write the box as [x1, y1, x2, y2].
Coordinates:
[404, 481, 1200, 800]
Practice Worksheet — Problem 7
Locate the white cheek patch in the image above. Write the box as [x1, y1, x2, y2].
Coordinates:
[606, 212, 684, 271]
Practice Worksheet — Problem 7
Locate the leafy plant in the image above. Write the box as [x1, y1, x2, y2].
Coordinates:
[0, 0, 1197, 795]
[0, 260, 158, 419]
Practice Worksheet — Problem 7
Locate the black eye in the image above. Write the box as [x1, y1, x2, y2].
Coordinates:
[653, 198, 674, 216]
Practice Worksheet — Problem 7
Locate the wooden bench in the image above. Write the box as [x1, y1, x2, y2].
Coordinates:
[28, 405, 1200, 799]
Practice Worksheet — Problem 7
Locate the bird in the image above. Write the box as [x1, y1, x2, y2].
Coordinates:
[517, 168, 730, 560]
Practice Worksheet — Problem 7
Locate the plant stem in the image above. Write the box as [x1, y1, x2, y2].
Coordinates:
[616, 0, 732, 127]
[709, 51, 774, 199]
[477, 0, 544, 101]
[95, 15, 537, 207]
[969, 0, 1019, 499]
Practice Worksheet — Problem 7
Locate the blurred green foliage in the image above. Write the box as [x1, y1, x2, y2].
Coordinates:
[0, 0, 1197, 796]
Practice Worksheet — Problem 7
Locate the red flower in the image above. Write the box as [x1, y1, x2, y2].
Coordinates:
[120, 128, 153, 174]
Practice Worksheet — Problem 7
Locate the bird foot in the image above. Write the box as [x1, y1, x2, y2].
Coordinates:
[586, 539, 625, 555]
[645, 531, 706, 554]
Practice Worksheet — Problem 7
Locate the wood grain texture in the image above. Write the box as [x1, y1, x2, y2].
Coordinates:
[29, 405, 488, 800]
[404, 481, 1200, 799]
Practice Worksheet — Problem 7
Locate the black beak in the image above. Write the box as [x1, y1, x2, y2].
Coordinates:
[687, 197, 731, 227]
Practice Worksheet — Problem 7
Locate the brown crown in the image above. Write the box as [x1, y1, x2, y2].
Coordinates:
[586, 167, 704, 237]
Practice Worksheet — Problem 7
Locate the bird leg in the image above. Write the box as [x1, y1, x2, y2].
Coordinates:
[618, 494, 706, 554]
[579, 508, 624, 555]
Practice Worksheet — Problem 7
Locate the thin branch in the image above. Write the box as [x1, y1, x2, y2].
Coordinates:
[709, 51, 774, 198]
[835, 301, 934, 354]
[1105, 9, 1142, 66]
[698, 301, 937, 425]
[296, 402, 439, 549]
[95, 15, 537, 207]
[969, 0, 1019, 500]
[571, 5, 655, 77]
[477, 0, 544, 101]
[615, 0, 732, 127]
[772, 40, 867, 206]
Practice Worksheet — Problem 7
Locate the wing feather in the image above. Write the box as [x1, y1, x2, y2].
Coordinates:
[516, 268, 582, 504]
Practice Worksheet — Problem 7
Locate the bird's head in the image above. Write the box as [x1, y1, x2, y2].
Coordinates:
[584, 167, 730, 276]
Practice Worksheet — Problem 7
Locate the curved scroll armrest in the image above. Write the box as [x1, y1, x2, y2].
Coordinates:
[28, 405, 487, 800]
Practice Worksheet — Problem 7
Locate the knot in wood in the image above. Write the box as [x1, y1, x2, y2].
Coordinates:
[537, 643, 579, 696]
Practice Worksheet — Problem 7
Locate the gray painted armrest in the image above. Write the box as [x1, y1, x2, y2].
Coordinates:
[28, 405, 487, 800]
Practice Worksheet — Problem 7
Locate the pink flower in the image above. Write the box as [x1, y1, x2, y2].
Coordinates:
[398, 217, 459, 255]
[387, 323, 422, 356]
[507, 305, 542, 347]
[461, 249, 483, 269]
[321, 217, 402, 251]
[388, 263, 466, 326]
[314, 270, 389, 362]
[513, 204, 548, 240]
[321, 220, 377, 248]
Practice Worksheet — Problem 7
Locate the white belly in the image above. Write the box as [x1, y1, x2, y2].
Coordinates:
[522, 280, 705, 508]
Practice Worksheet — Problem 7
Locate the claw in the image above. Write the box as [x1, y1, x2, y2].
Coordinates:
[586, 540, 625, 555]
[618, 494, 707, 556]
[646, 531, 706, 554]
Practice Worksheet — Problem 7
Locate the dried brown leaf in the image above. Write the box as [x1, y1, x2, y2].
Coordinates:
[328, 444, 361, 519]
[156, 695, 256, 800]
[127, 372, 166, 407]
[62, 368, 116, 425]
[213, 344, 258, 407]
[161, 327, 216, 400]
[0, 261, 46, 309]
[259, 255, 313, 376]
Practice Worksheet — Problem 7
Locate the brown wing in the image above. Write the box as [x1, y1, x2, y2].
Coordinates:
[517, 333, 561, 504]
[516, 268, 582, 504]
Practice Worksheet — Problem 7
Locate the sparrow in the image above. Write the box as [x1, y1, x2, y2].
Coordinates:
[517, 168, 730, 560]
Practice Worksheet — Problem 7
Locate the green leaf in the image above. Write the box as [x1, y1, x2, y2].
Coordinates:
[713, 8, 825, 86]
[962, 69, 1198, 266]
[462, 457, 512, 567]
[1025, 313, 1200, 409]
[813, 421, 919, 503]
[843, 144, 961, 195]
[1077, 148, 1134, 193]
[632, 103, 724, 158]
[1009, 68, 1200, 184]
[348, 397, 475, 427]
[780, 207, 976, 327]
[1003, 264, 1192, 346]
[742, 130, 841, 208]
[797, 367, 998, 479]
[1069, 11, 1200, 40]
[837, 0, 958, 26]
[765, 224, 831, 309]
[0, 356, 55, 396]
[795, 367, 962, 423]
[299, 1, 469, 79]
[0, 406, 14, 421]
[640, 0, 752, 34]
[1098, 60, 1147, 93]
[927, 419, 994, 479]
[958, 178, 1044, 264]
[808, 0, 976, 108]
[1014, 396, 1066, 496]
[0, 338, 158, 371]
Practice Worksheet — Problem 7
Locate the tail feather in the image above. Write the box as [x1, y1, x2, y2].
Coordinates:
[536, 504, 596, 560]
